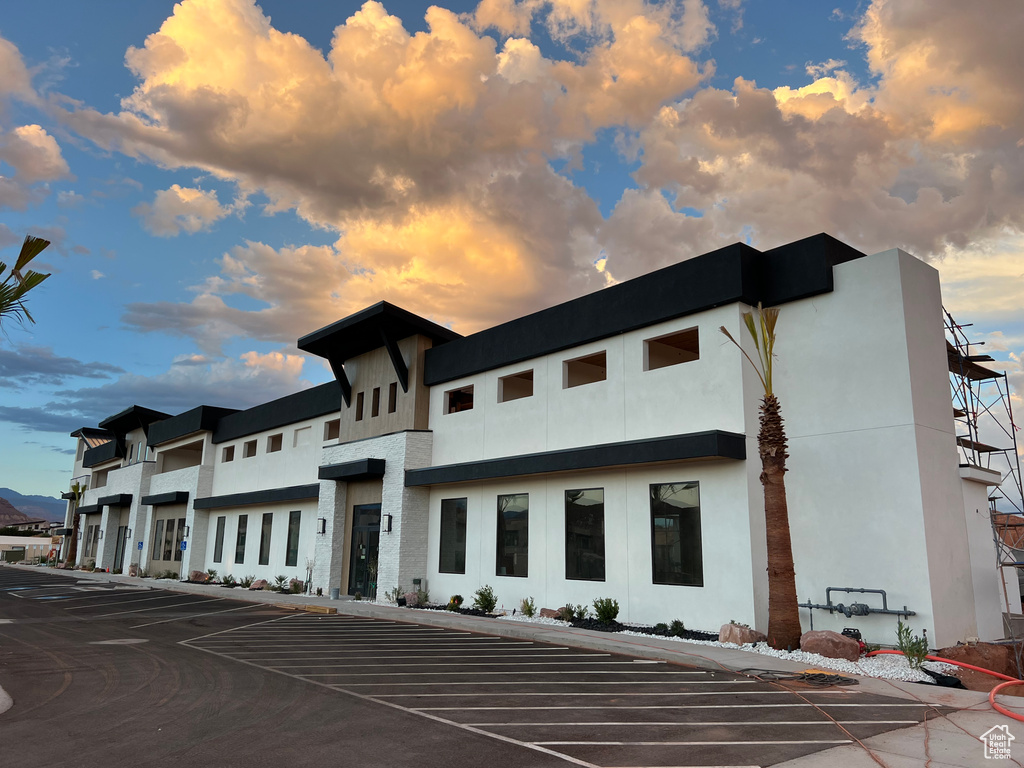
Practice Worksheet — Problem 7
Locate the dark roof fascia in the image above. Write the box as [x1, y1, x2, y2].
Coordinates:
[192, 484, 320, 510]
[98, 405, 172, 437]
[97, 494, 133, 507]
[405, 430, 746, 487]
[77, 504, 101, 515]
[147, 405, 241, 447]
[70, 427, 113, 440]
[83, 438, 125, 468]
[298, 301, 462, 360]
[423, 233, 865, 386]
[141, 491, 190, 507]
[212, 382, 342, 444]
[318, 458, 386, 482]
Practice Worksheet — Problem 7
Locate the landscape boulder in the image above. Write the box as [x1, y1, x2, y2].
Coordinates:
[289, 578, 304, 594]
[800, 630, 861, 661]
[128, 563, 139, 577]
[404, 591, 420, 607]
[719, 623, 766, 645]
[189, 570, 210, 584]
[539, 608, 561, 619]
[249, 579, 268, 590]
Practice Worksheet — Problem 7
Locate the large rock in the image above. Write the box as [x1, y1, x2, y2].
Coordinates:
[935, 642, 1018, 679]
[719, 623, 767, 645]
[800, 630, 861, 661]
[128, 563, 139, 577]
[404, 591, 420, 607]
[539, 608, 561, 619]
[289, 578, 304, 594]
[249, 579, 268, 590]
[189, 570, 210, 584]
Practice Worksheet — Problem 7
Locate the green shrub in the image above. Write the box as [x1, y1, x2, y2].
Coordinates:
[558, 604, 589, 622]
[896, 621, 929, 670]
[669, 619, 686, 636]
[653, 622, 668, 633]
[520, 596, 536, 618]
[385, 585, 404, 604]
[207, 568, 218, 580]
[273, 575, 288, 591]
[593, 597, 619, 624]
[222, 574, 237, 588]
[448, 594, 464, 611]
[353, 591, 363, 601]
[416, 588, 430, 605]
[239, 574, 255, 588]
[289, 580, 303, 594]
[472, 585, 498, 613]
[138, 568, 149, 578]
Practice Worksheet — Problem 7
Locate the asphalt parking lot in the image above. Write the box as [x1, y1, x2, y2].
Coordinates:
[1, 565, 950, 767]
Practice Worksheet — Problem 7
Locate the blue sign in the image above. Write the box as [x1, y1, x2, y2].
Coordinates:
[137, 541, 143, 550]
[180, 541, 187, 552]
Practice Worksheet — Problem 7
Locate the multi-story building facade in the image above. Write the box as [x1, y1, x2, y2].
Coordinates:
[62, 234, 1010, 647]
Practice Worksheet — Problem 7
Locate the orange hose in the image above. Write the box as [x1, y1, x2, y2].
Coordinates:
[990, 680, 1024, 722]
[865, 649, 1019, 681]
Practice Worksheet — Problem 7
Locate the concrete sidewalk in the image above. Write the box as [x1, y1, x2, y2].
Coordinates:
[20, 564, 1024, 767]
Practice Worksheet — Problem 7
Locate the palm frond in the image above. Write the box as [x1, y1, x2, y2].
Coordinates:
[720, 302, 780, 395]
[15, 235, 51, 271]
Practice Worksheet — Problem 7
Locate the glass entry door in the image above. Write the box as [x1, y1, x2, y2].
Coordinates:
[348, 504, 381, 598]
[113, 525, 128, 572]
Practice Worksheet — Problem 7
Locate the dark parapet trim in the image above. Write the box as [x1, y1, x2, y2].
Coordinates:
[77, 504, 101, 515]
[141, 491, 190, 507]
[424, 234, 865, 386]
[212, 382, 341, 444]
[98, 494, 133, 507]
[148, 405, 240, 447]
[192, 484, 320, 510]
[405, 430, 746, 487]
[83, 438, 125, 468]
[319, 458, 386, 482]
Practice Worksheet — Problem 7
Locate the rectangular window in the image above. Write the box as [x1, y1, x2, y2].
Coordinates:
[388, 382, 398, 413]
[293, 426, 311, 448]
[371, 387, 381, 417]
[153, 519, 165, 561]
[563, 351, 607, 388]
[267, 433, 283, 453]
[498, 370, 533, 402]
[125, 442, 133, 465]
[650, 482, 702, 587]
[162, 518, 174, 561]
[213, 516, 226, 563]
[446, 385, 474, 414]
[285, 510, 301, 567]
[496, 493, 528, 578]
[355, 392, 364, 421]
[243, 440, 257, 458]
[565, 488, 605, 581]
[324, 419, 341, 441]
[173, 518, 186, 562]
[222, 445, 235, 463]
[235, 515, 248, 564]
[645, 328, 699, 370]
[439, 498, 468, 574]
[259, 512, 273, 566]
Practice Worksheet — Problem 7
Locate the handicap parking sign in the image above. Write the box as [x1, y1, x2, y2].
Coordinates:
[137, 541, 143, 550]
[180, 541, 187, 551]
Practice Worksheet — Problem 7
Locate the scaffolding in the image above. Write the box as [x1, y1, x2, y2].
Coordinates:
[945, 309, 1024, 662]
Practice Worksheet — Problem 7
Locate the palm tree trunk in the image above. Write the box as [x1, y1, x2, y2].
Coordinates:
[64, 509, 80, 567]
[760, 393, 802, 650]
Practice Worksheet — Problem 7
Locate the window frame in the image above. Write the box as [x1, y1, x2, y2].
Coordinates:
[259, 512, 273, 566]
[235, 514, 248, 564]
[498, 370, 534, 403]
[439, 497, 468, 574]
[213, 515, 226, 563]
[564, 487, 606, 582]
[650, 482, 703, 587]
[563, 351, 607, 389]
[445, 385, 474, 414]
[496, 493, 529, 578]
[285, 510, 301, 567]
[644, 327, 700, 371]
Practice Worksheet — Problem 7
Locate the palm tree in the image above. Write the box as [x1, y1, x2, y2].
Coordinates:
[0, 235, 51, 329]
[63, 480, 87, 568]
[721, 304, 802, 650]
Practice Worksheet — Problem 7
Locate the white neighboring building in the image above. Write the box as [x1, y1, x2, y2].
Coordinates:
[62, 234, 1009, 647]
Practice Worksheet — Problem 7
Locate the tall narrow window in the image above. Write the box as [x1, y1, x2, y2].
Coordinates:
[285, 510, 301, 567]
[173, 518, 186, 562]
[259, 512, 273, 566]
[388, 382, 398, 413]
[162, 519, 175, 561]
[565, 488, 605, 581]
[496, 493, 528, 578]
[371, 387, 381, 417]
[650, 482, 702, 587]
[213, 516, 226, 563]
[153, 520, 165, 561]
[439, 497, 468, 574]
[235, 515, 248, 564]
[355, 392, 364, 421]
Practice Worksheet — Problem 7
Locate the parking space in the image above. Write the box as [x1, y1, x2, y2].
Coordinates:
[184, 612, 947, 767]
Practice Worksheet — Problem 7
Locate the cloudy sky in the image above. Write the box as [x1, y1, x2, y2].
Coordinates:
[1, 0, 1022, 497]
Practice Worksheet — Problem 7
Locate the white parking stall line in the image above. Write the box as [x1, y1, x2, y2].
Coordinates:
[94, 597, 225, 617]
[532, 740, 852, 747]
[221, 643, 553, 654]
[256, 653, 611, 663]
[301, 670, 728, 678]
[470, 720, 918, 727]
[370, 691, 847, 698]
[415, 703, 886, 712]
[131, 602, 263, 628]
[64, 593, 178, 609]
[321, 679, 758, 685]
[265, 660, 677, 669]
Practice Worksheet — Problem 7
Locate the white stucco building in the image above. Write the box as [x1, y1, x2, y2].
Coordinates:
[62, 234, 1011, 647]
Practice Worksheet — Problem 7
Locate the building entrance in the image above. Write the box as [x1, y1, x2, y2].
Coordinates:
[348, 503, 380, 598]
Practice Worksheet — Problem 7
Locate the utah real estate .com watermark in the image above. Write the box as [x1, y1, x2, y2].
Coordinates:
[981, 725, 1015, 759]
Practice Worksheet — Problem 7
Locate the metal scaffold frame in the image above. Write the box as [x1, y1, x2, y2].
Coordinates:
[945, 308, 1024, 657]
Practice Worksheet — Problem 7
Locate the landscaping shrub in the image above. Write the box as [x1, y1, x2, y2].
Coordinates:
[273, 575, 288, 592]
[239, 574, 255, 589]
[520, 596, 536, 618]
[385, 585, 404, 604]
[353, 591, 363, 601]
[472, 585, 498, 613]
[558, 604, 589, 622]
[448, 594, 464, 611]
[222, 574, 237, 588]
[207, 568, 218, 580]
[654, 622, 668, 633]
[416, 588, 430, 606]
[896, 621, 929, 670]
[669, 619, 686, 636]
[593, 598, 619, 624]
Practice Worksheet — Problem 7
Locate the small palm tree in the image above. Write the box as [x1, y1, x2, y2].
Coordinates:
[721, 304, 802, 650]
[0, 235, 51, 330]
[63, 480, 87, 568]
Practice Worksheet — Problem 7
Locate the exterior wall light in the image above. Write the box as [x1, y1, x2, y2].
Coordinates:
[184, 525, 190, 537]
[98, 530, 104, 539]
[317, 518, 327, 535]
[381, 514, 393, 534]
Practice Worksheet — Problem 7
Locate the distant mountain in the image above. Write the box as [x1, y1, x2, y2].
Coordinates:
[0, 497, 32, 527]
[0, 489, 67, 523]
